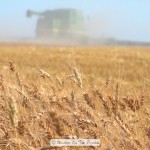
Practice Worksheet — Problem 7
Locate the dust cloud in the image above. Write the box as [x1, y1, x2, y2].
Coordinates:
[0, 7, 115, 46]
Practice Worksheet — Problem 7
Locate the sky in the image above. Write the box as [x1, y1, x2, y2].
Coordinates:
[0, 0, 150, 42]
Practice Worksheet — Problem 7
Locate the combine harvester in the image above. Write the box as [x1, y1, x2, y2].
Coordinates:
[26, 8, 88, 45]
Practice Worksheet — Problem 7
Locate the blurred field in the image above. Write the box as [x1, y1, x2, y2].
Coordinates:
[0, 44, 150, 150]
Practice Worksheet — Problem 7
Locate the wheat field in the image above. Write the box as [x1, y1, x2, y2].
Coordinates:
[0, 44, 150, 150]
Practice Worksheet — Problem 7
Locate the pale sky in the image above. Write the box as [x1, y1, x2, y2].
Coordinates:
[0, 0, 150, 42]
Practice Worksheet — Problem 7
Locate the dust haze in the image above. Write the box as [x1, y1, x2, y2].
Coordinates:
[0, 7, 149, 46]
[0, 6, 117, 46]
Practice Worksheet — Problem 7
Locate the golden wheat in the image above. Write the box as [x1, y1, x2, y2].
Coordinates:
[0, 44, 149, 150]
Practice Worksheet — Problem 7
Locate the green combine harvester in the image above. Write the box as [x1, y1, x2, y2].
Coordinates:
[26, 8, 88, 44]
